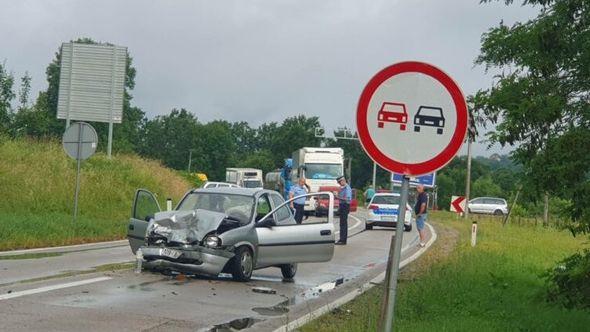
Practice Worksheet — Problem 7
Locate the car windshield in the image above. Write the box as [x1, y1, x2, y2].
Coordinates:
[242, 180, 262, 188]
[177, 193, 254, 223]
[372, 195, 401, 205]
[417, 107, 442, 117]
[305, 163, 342, 180]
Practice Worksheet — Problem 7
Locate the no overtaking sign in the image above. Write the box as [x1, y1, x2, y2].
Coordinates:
[356, 61, 468, 176]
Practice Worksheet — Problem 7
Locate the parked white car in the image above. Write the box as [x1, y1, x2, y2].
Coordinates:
[366, 193, 413, 231]
[468, 197, 508, 215]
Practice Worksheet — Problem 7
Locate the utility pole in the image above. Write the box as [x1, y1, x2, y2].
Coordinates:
[543, 192, 549, 226]
[464, 136, 472, 219]
[187, 150, 193, 173]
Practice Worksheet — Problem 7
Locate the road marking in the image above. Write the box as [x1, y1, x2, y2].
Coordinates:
[0, 276, 112, 301]
[334, 214, 363, 236]
[0, 240, 128, 256]
[272, 222, 436, 332]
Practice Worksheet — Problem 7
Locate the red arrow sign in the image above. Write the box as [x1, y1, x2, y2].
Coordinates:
[451, 196, 466, 213]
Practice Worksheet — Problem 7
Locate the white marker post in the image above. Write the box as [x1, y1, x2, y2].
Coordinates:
[471, 221, 477, 247]
[356, 61, 468, 331]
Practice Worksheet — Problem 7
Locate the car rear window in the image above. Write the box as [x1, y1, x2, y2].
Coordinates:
[372, 196, 400, 205]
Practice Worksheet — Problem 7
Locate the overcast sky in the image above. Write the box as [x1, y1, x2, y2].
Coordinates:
[1, 0, 539, 156]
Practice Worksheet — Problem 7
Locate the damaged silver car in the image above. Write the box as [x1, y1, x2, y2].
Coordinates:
[127, 188, 336, 281]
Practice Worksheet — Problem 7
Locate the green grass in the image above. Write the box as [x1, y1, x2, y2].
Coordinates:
[302, 211, 590, 331]
[0, 138, 191, 250]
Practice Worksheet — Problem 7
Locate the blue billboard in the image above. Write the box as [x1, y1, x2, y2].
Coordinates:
[391, 172, 436, 188]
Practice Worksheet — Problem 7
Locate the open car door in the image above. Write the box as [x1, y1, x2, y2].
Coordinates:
[255, 192, 335, 267]
[127, 189, 161, 254]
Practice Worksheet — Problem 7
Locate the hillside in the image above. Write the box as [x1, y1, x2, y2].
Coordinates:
[0, 137, 192, 250]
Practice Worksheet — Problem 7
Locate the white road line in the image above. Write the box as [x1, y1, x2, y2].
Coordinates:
[334, 214, 362, 236]
[0, 276, 112, 301]
[0, 240, 128, 256]
[271, 222, 436, 332]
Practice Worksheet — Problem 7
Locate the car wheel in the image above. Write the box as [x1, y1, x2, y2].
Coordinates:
[231, 246, 253, 281]
[493, 209, 504, 216]
[280, 263, 297, 280]
[404, 224, 412, 232]
[365, 223, 373, 230]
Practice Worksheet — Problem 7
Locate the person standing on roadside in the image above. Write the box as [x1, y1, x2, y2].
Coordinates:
[335, 175, 352, 245]
[364, 185, 375, 206]
[414, 184, 428, 247]
[289, 177, 308, 224]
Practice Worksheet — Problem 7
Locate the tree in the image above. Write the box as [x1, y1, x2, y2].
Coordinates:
[473, 0, 590, 233]
[0, 62, 15, 134]
[18, 72, 31, 111]
[139, 108, 202, 171]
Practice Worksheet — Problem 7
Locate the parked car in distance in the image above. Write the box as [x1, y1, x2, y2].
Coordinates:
[315, 186, 358, 216]
[127, 188, 336, 281]
[468, 197, 508, 215]
[366, 193, 413, 231]
[202, 181, 239, 189]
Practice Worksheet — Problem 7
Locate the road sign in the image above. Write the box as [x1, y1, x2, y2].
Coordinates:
[451, 196, 466, 213]
[359, 62, 468, 331]
[391, 172, 436, 188]
[62, 122, 98, 160]
[62, 122, 98, 222]
[357, 61, 468, 176]
[57, 42, 127, 124]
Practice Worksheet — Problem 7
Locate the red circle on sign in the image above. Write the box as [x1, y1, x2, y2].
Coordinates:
[356, 61, 468, 176]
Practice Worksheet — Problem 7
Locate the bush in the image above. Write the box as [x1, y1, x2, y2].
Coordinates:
[545, 249, 590, 309]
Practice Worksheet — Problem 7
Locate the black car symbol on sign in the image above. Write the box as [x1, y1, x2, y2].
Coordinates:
[413, 106, 445, 135]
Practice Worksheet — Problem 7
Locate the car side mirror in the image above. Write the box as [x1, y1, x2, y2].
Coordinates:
[257, 218, 276, 228]
[145, 215, 154, 222]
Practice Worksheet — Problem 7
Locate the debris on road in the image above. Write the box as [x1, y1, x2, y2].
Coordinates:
[252, 286, 277, 294]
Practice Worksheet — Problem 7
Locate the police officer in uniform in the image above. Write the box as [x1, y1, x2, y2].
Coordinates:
[335, 175, 352, 245]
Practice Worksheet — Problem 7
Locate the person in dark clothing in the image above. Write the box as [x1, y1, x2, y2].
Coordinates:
[414, 184, 428, 247]
[335, 176, 352, 245]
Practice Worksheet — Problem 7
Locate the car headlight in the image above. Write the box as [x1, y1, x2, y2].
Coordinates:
[204, 235, 221, 248]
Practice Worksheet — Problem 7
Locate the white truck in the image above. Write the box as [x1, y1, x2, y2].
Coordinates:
[291, 147, 344, 213]
[225, 168, 264, 189]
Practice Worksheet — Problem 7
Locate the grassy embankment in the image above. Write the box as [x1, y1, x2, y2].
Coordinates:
[302, 211, 590, 331]
[0, 138, 191, 251]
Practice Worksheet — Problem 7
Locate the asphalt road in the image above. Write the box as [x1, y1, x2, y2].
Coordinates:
[0, 209, 429, 331]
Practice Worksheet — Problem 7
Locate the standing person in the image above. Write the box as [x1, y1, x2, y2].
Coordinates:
[364, 186, 375, 206]
[335, 175, 352, 245]
[414, 184, 428, 247]
[289, 177, 308, 224]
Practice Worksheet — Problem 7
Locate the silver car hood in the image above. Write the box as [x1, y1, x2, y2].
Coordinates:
[147, 209, 228, 244]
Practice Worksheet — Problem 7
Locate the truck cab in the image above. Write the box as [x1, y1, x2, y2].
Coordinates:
[291, 147, 344, 214]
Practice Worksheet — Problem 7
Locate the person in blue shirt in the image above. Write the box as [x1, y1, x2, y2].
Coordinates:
[414, 184, 428, 247]
[336, 175, 352, 245]
[289, 177, 309, 224]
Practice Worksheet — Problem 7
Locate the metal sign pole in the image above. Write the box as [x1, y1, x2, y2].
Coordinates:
[372, 162, 377, 190]
[73, 124, 84, 222]
[383, 175, 409, 331]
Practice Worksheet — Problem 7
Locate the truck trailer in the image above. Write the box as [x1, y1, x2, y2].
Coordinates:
[225, 168, 263, 189]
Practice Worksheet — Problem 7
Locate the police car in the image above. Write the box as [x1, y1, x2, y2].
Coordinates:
[365, 193, 413, 231]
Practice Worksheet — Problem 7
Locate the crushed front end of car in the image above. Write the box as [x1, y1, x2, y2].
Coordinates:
[139, 209, 241, 276]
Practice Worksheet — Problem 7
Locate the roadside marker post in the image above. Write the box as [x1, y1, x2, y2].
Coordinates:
[471, 221, 477, 247]
[356, 61, 468, 331]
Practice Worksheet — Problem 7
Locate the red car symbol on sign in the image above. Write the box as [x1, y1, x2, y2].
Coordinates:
[377, 102, 408, 131]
